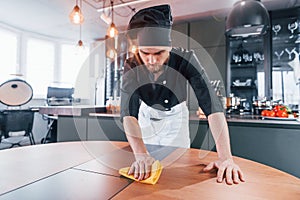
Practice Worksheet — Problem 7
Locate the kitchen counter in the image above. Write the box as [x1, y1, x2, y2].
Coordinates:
[191, 113, 300, 129]
[39, 105, 300, 127]
[90, 112, 300, 128]
[38, 105, 106, 116]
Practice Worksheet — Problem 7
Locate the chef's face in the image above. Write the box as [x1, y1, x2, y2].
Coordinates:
[138, 47, 170, 74]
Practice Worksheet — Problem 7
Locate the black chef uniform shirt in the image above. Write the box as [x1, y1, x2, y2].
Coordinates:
[120, 47, 224, 121]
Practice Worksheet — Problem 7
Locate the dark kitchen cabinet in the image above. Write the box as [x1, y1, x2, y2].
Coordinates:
[226, 35, 269, 110]
[226, 7, 300, 110]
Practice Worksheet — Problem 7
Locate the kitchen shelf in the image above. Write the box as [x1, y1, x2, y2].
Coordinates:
[231, 86, 257, 89]
[230, 63, 256, 68]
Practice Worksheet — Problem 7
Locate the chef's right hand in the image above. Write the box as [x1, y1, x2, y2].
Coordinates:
[196, 107, 207, 119]
[128, 153, 155, 181]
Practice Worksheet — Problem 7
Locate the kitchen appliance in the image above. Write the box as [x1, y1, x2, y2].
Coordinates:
[0, 78, 33, 106]
[46, 86, 74, 106]
[226, 93, 248, 114]
[42, 86, 74, 144]
[0, 79, 36, 147]
[226, 0, 270, 38]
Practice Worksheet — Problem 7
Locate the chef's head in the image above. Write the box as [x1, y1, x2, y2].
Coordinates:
[127, 4, 173, 73]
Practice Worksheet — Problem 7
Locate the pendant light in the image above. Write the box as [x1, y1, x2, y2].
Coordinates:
[69, 0, 84, 25]
[75, 0, 85, 53]
[226, 0, 270, 38]
[107, 0, 118, 38]
[76, 23, 85, 51]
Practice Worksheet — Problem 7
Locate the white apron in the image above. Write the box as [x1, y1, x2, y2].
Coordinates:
[138, 101, 190, 148]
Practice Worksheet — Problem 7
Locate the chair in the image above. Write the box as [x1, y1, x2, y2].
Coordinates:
[0, 109, 36, 148]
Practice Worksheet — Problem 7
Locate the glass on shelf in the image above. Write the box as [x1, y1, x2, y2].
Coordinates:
[232, 54, 242, 63]
[243, 53, 253, 63]
[253, 52, 264, 62]
[231, 43, 253, 64]
[274, 50, 284, 60]
[272, 24, 281, 36]
[285, 47, 297, 60]
[287, 20, 298, 38]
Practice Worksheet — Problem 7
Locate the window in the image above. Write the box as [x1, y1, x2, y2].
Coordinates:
[257, 72, 265, 99]
[0, 28, 17, 83]
[61, 44, 89, 86]
[272, 70, 299, 107]
[26, 38, 55, 98]
[0, 24, 95, 101]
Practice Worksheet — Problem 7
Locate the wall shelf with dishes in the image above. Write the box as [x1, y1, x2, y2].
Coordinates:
[226, 6, 300, 113]
[270, 7, 300, 108]
[226, 36, 264, 109]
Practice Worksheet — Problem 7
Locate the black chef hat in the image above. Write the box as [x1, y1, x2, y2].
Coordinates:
[127, 4, 173, 47]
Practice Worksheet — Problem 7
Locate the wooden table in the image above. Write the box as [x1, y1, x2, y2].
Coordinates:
[0, 141, 300, 199]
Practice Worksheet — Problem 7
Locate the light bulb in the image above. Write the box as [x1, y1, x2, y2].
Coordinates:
[75, 40, 85, 55]
[78, 40, 84, 47]
[69, 5, 84, 24]
[107, 23, 118, 38]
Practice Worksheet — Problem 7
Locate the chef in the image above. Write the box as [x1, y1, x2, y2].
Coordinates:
[120, 4, 245, 185]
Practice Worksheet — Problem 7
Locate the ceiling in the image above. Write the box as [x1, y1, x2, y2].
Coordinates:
[0, 0, 299, 43]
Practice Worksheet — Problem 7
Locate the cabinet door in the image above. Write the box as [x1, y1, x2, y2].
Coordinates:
[228, 125, 300, 178]
[88, 117, 126, 141]
[57, 117, 87, 142]
[189, 121, 213, 150]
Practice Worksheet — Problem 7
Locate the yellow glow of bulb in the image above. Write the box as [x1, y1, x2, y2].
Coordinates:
[69, 5, 84, 24]
[107, 23, 118, 38]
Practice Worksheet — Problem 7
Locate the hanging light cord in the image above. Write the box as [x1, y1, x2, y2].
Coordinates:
[111, 0, 114, 23]
[80, 0, 82, 40]
[113, 0, 136, 17]
[79, 23, 82, 40]
[79, 0, 83, 45]
[102, 0, 137, 18]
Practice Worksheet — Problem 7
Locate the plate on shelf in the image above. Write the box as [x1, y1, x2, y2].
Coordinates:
[262, 116, 297, 121]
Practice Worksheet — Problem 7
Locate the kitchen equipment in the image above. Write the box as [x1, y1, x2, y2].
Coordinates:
[46, 87, 74, 106]
[0, 78, 36, 147]
[42, 86, 74, 144]
[0, 79, 33, 106]
[226, 93, 248, 114]
[252, 98, 273, 115]
[226, 94, 241, 108]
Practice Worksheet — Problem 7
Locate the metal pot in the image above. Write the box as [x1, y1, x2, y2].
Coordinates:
[226, 95, 241, 108]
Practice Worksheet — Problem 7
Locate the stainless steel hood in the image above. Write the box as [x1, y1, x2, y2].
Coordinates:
[226, 0, 270, 38]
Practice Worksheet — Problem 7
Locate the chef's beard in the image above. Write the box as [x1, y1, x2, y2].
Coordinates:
[146, 64, 164, 74]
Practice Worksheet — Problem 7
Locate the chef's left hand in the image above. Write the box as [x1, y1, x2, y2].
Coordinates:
[203, 158, 245, 185]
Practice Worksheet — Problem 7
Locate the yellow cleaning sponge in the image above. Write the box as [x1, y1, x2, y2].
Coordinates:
[119, 160, 163, 185]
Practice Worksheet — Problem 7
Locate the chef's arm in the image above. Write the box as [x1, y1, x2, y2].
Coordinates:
[123, 116, 148, 154]
[207, 112, 232, 159]
[205, 111, 245, 184]
[123, 116, 155, 180]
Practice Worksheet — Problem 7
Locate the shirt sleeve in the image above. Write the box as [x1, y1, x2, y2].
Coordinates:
[120, 60, 141, 122]
[185, 51, 224, 116]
